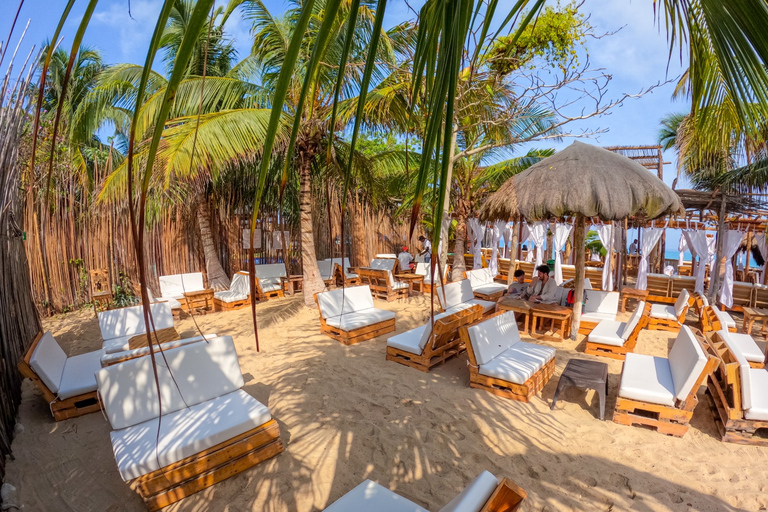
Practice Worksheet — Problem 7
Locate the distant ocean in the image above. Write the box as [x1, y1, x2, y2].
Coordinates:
[664, 250, 762, 269]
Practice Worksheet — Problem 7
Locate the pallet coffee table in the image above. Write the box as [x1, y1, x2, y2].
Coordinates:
[531, 302, 571, 341]
[182, 289, 214, 313]
[742, 307, 768, 335]
[620, 287, 648, 313]
[550, 358, 609, 420]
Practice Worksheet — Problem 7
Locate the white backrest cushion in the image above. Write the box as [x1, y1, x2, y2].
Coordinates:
[674, 289, 690, 318]
[438, 471, 499, 512]
[459, 279, 475, 303]
[466, 268, 493, 287]
[668, 325, 708, 401]
[230, 272, 251, 296]
[621, 301, 645, 341]
[159, 272, 205, 297]
[467, 311, 520, 365]
[317, 286, 375, 318]
[29, 331, 67, 393]
[317, 260, 335, 279]
[253, 263, 287, 280]
[583, 290, 619, 315]
[98, 302, 174, 341]
[415, 262, 428, 276]
[370, 259, 396, 272]
[439, 280, 475, 309]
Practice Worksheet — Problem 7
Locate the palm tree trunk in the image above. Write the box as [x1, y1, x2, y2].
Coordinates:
[299, 154, 325, 306]
[196, 196, 230, 291]
[451, 195, 469, 282]
[350, 193, 368, 267]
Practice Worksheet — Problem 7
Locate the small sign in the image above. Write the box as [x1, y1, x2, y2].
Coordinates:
[22, 232, 26, 240]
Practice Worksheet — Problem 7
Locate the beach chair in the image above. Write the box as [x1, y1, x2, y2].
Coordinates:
[436, 279, 497, 316]
[644, 288, 691, 332]
[704, 330, 768, 446]
[329, 257, 360, 286]
[317, 260, 336, 287]
[646, 273, 672, 302]
[17, 331, 103, 421]
[98, 302, 179, 354]
[670, 275, 696, 299]
[459, 311, 556, 402]
[99, 334, 218, 367]
[713, 330, 766, 369]
[513, 260, 535, 281]
[386, 305, 483, 372]
[612, 325, 717, 437]
[585, 301, 645, 360]
[578, 290, 620, 335]
[95, 336, 283, 511]
[496, 258, 511, 282]
[731, 281, 755, 311]
[678, 262, 693, 276]
[464, 268, 507, 301]
[252, 263, 287, 300]
[414, 262, 447, 294]
[213, 271, 251, 311]
[359, 259, 409, 301]
[324, 471, 526, 512]
[700, 305, 737, 334]
[158, 272, 207, 313]
[315, 285, 396, 344]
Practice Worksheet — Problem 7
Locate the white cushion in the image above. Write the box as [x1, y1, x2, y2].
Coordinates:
[697, 294, 709, 308]
[478, 342, 556, 385]
[619, 353, 676, 407]
[102, 335, 134, 354]
[325, 309, 396, 331]
[712, 307, 737, 329]
[110, 389, 271, 481]
[214, 290, 248, 303]
[370, 259, 396, 272]
[583, 290, 619, 317]
[438, 471, 499, 512]
[668, 325, 708, 402]
[317, 286, 376, 319]
[317, 260, 335, 280]
[392, 281, 410, 290]
[674, 289, 690, 318]
[98, 302, 174, 341]
[581, 312, 616, 323]
[722, 331, 765, 363]
[466, 268, 494, 288]
[158, 272, 205, 298]
[229, 272, 251, 296]
[473, 283, 507, 296]
[622, 301, 645, 341]
[253, 264, 286, 280]
[650, 303, 678, 322]
[438, 280, 475, 310]
[588, 320, 625, 347]
[324, 480, 428, 512]
[443, 303, 478, 316]
[465, 311, 520, 365]
[465, 299, 496, 314]
[99, 334, 217, 367]
[29, 332, 67, 393]
[164, 297, 182, 310]
[387, 311, 453, 355]
[58, 349, 105, 400]
[744, 368, 768, 420]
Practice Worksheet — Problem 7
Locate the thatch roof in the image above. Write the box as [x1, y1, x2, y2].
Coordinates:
[479, 141, 684, 222]
[675, 188, 768, 216]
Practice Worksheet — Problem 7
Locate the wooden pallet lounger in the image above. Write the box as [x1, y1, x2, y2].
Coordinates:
[213, 271, 251, 311]
[158, 272, 207, 312]
[253, 263, 287, 300]
[613, 325, 717, 437]
[315, 285, 396, 344]
[18, 331, 103, 421]
[324, 470, 525, 512]
[644, 288, 690, 332]
[386, 305, 483, 372]
[700, 304, 737, 333]
[436, 279, 496, 317]
[578, 290, 620, 334]
[98, 302, 179, 354]
[415, 262, 447, 293]
[460, 311, 556, 402]
[464, 268, 507, 301]
[96, 335, 283, 511]
[585, 300, 645, 360]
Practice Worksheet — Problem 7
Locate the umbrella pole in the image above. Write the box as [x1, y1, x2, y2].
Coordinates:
[571, 213, 586, 339]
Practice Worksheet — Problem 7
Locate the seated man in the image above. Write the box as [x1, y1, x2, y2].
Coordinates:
[397, 246, 414, 271]
[504, 269, 528, 298]
[522, 264, 559, 303]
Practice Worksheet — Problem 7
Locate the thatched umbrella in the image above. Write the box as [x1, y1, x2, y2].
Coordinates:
[480, 141, 683, 338]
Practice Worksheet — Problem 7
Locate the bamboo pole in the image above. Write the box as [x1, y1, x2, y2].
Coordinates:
[571, 214, 586, 339]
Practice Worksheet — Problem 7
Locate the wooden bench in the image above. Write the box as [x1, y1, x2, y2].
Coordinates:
[646, 273, 672, 303]
[644, 289, 691, 332]
[315, 286, 396, 344]
[252, 263, 287, 300]
[213, 271, 251, 311]
[585, 301, 645, 360]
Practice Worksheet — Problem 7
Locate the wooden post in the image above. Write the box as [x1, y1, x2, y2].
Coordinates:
[622, 218, 628, 286]
[708, 195, 727, 304]
[571, 214, 586, 339]
[508, 219, 519, 284]
[745, 231, 753, 280]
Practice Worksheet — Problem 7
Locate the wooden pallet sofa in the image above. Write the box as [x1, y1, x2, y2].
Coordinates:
[415, 262, 447, 293]
[459, 311, 556, 402]
[436, 279, 497, 317]
[754, 283, 768, 309]
[99, 333, 218, 367]
[95, 335, 283, 511]
[585, 301, 645, 360]
[714, 330, 766, 369]
[98, 302, 179, 354]
[327, 257, 360, 286]
[705, 330, 768, 445]
[646, 273, 672, 303]
[386, 305, 483, 372]
[358, 258, 409, 301]
[578, 290, 620, 335]
[213, 271, 251, 311]
[644, 288, 691, 332]
[324, 470, 525, 512]
[253, 263, 287, 300]
[465, 268, 507, 301]
[612, 325, 717, 437]
[158, 272, 207, 313]
[513, 260, 535, 281]
[315, 285, 396, 344]
[18, 331, 103, 421]
[731, 281, 755, 311]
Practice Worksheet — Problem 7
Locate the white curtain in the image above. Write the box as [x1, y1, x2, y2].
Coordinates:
[553, 223, 572, 285]
[756, 233, 768, 283]
[684, 230, 715, 294]
[489, 221, 505, 276]
[678, 234, 688, 267]
[595, 223, 614, 291]
[467, 218, 484, 269]
[719, 230, 745, 307]
[637, 227, 665, 290]
[521, 223, 534, 262]
[502, 223, 514, 258]
[529, 221, 548, 268]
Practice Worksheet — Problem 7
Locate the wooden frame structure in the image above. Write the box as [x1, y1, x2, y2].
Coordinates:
[699, 305, 737, 334]
[314, 293, 396, 345]
[333, 263, 361, 286]
[357, 268, 410, 301]
[643, 295, 692, 332]
[481, 479, 527, 511]
[386, 305, 483, 372]
[584, 316, 645, 361]
[17, 332, 101, 421]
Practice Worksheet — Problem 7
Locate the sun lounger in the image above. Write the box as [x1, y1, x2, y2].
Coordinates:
[213, 271, 251, 311]
[98, 302, 178, 354]
[612, 325, 717, 437]
[464, 268, 507, 301]
[386, 305, 483, 372]
[716, 330, 766, 368]
[99, 333, 218, 367]
[645, 288, 691, 332]
[646, 273, 672, 302]
[158, 272, 206, 312]
[415, 262, 447, 293]
[705, 330, 768, 445]
[359, 259, 409, 301]
[585, 301, 645, 360]
[324, 471, 525, 512]
[327, 257, 360, 286]
[315, 285, 396, 344]
[459, 311, 556, 402]
[578, 290, 620, 334]
[18, 331, 103, 421]
[95, 335, 283, 511]
[252, 263, 287, 300]
[436, 279, 497, 316]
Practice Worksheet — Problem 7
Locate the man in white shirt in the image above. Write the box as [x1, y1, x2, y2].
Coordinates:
[418, 235, 432, 263]
[523, 264, 559, 303]
[397, 246, 413, 272]
[629, 239, 639, 255]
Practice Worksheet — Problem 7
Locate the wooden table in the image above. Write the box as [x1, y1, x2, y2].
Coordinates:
[531, 302, 572, 341]
[742, 307, 768, 335]
[497, 297, 533, 336]
[281, 275, 303, 296]
[182, 289, 214, 313]
[550, 358, 609, 420]
[395, 273, 424, 294]
[620, 287, 649, 313]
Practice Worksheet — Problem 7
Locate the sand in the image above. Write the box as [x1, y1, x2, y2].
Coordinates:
[4, 294, 768, 511]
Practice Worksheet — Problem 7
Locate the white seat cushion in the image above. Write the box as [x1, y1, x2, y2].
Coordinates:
[392, 281, 410, 290]
[110, 389, 271, 481]
[650, 303, 678, 321]
[622, 301, 645, 341]
[438, 471, 499, 512]
[442, 303, 478, 316]
[102, 335, 134, 354]
[473, 283, 507, 296]
[465, 299, 496, 314]
[581, 311, 616, 323]
[437, 280, 475, 310]
[29, 332, 67, 393]
[99, 302, 175, 341]
[387, 326, 425, 355]
[324, 480, 428, 512]
[744, 368, 768, 421]
[713, 308, 737, 329]
[668, 326, 708, 401]
[58, 349, 105, 400]
[164, 297, 182, 310]
[583, 290, 619, 318]
[478, 342, 556, 385]
[214, 290, 249, 303]
[618, 353, 676, 407]
[465, 311, 520, 365]
[588, 320, 625, 347]
[723, 332, 765, 363]
[674, 289, 690, 318]
[325, 309, 396, 331]
[159, 272, 205, 298]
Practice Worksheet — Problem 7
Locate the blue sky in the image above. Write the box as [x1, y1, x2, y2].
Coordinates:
[1, 0, 693, 253]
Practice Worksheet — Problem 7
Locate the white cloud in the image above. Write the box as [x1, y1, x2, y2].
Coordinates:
[91, 0, 163, 62]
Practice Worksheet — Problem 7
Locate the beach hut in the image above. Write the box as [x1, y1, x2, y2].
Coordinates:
[480, 141, 683, 337]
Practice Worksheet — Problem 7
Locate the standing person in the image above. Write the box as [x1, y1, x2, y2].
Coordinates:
[397, 246, 414, 272]
[523, 264, 559, 303]
[418, 235, 432, 263]
[629, 239, 639, 255]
